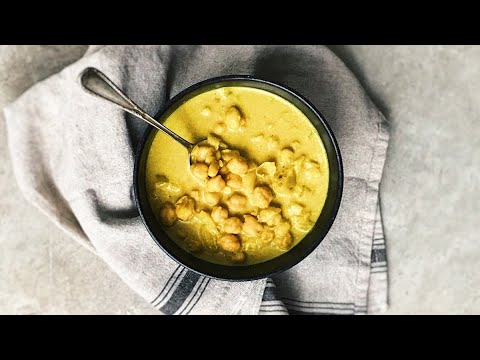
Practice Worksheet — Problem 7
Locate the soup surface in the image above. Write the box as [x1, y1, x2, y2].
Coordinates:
[146, 86, 329, 265]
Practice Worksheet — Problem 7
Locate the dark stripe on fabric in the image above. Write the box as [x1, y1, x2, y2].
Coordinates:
[282, 298, 355, 307]
[186, 278, 211, 315]
[262, 284, 281, 302]
[260, 308, 289, 313]
[260, 303, 288, 308]
[285, 303, 356, 311]
[371, 248, 387, 263]
[259, 310, 289, 314]
[153, 267, 187, 307]
[150, 265, 182, 304]
[282, 299, 368, 314]
[289, 309, 352, 315]
[283, 300, 366, 312]
[160, 270, 200, 315]
[179, 276, 207, 315]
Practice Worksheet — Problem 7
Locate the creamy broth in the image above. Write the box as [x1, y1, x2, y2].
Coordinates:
[146, 87, 329, 265]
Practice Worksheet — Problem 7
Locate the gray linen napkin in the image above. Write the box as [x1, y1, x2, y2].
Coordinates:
[4, 45, 389, 314]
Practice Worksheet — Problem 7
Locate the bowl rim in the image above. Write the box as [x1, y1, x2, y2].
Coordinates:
[133, 74, 343, 281]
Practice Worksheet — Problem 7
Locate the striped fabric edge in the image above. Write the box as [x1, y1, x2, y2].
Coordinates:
[367, 204, 389, 313]
[182, 277, 211, 315]
[151, 265, 186, 307]
[370, 245, 387, 268]
[370, 201, 388, 273]
[259, 278, 289, 315]
[259, 308, 289, 315]
[371, 268, 388, 274]
[282, 298, 368, 315]
[150, 266, 210, 315]
[159, 271, 200, 314]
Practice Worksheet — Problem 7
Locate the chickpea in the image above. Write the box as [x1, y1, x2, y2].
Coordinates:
[224, 217, 243, 234]
[251, 134, 264, 144]
[218, 234, 241, 252]
[242, 171, 256, 193]
[208, 161, 219, 177]
[258, 207, 282, 226]
[275, 220, 291, 237]
[195, 203, 207, 214]
[221, 149, 240, 162]
[225, 106, 242, 131]
[242, 215, 264, 236]
[219, 165, 230, 176]
[206, 175, 226, 192]
[267, 135, 279, 150]
[224, 173, 243, 189]
[278, 232, 294, 250]
[205, 155, 216, 165]
[251, 186, 274, 209]
[192, 145, 215, 163]
[230, 251, 246, 263]
[175, 195, 196, 221]
[214, 122, 227, 135]
[286, 203, 304, 217]
[259, 228, 275, 244]
[159, 202, 177, 226]
[226, 193, 247, 213]
[190, 162, 209, 181]
[211, 206, 228, 224]
[256, 162, 276, 179]
[207, 133, 222, 149]
[204, 192, 222, 206]
[279, 148, 294, 165]
[190, 190, 200, 201]
[226, 156, 248, 176]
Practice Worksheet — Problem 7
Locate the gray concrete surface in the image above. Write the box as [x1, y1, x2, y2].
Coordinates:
[329, 45, 480, 314]
[1, 45, 479, 314]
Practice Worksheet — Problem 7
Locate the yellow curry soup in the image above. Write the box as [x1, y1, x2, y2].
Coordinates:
[146, 87, 329, 265]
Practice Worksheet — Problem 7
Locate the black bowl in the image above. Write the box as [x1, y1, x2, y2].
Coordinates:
[134, 75, 343, 281]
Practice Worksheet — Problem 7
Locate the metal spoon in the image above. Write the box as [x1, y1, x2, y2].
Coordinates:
[79, 67, 204, 160]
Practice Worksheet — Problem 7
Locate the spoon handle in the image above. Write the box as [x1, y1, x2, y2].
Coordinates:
[79, 67, 194, 151]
